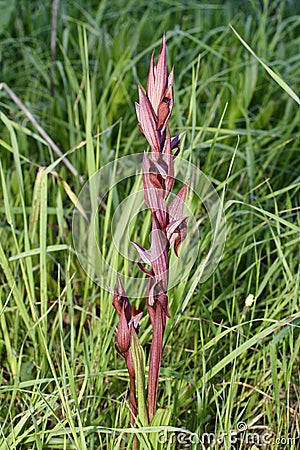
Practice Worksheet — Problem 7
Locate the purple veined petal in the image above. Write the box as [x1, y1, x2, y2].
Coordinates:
[168, 218, 188, 257]
[167, 184, 188, 256]
[147, 278, 170, 316]
[162, 131, 172, 155]
[173, 221, 188, 257]
[111, 277, 132, 322]
[137, 262, 154, 277]
[146, 36, 170, 116]
[137, 85, 161, 152]
[147, 192, 168, 230]
[165, 176, 174, 199]
[142, 153, 168, 226]
[150, 216, 169, 288]
[129, 311, 143, 331]
[148, 280, 156, 306]
[148, 154, 168, 178]
[153, 195, 167, 230]
[158, 66, 174, 132]
[145, 281, 156, 327]
[111, 287, 123, 317]
[142, 152, 165, 196]
[144, 151, 172, 197]
[142, 180, 165, 215]
[125, 350, 135, 380]
[142, 156, 162, 208]
[171, 130, 187, 154]
[112, 291, 122, 317]
[157, 99, 171, 131]
[168, 183, 188, 221]
[148, 150, 174, 199]
[131, 241, 152, 265]
[159, 268, 169, 293]
[117, 303, 131, 353]
[153, 35, 168, 112]
[147, 277, 164, 306]
[168, 217, 188, 255]
[150, 228, 168, 265]
[157, 291, 171, 318]
[161, 133, 175, 196]
[142, 150, 152, 173]
[146, 52, 156, 112]
[168, 231, 176, 248]
[166, 216, 189, 241]
[149, 174, 166, 191]
[117, 276, 127, 298]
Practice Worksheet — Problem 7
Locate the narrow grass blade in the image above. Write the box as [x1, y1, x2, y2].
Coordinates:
[230, 25, 300, 106]
[131, 329, 149, 427]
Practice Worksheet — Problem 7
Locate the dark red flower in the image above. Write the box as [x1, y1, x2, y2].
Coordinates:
[112, 278, 143, 353]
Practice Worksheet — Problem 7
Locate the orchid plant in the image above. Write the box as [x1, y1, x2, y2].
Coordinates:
[112, 36, 188, 429]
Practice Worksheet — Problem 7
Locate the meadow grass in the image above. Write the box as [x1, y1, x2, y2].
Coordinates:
[0, 0, 300, 449]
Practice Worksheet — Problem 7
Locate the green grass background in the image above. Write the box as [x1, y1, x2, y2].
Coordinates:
[0, 0, 300, 448]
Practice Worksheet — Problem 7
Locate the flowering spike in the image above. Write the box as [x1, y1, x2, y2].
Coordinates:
[113, 35, 189, 426]
[136, 35, 176, 153]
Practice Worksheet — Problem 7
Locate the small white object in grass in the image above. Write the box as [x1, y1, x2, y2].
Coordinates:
[245, 294, 255, 307]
